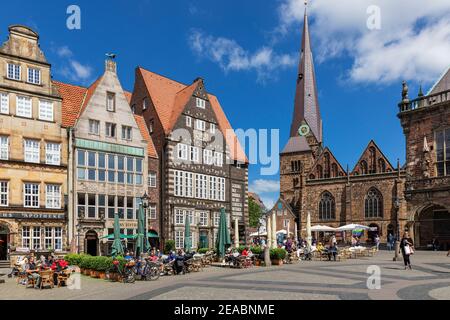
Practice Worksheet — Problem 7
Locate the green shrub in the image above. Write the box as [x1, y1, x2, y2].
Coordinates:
[270, 248, 287, 260]
[164, 240, 175, 254]
[237, 245, 246, 253]
[94, 256, 113, 271]
[79, 255, 95, 269]
[250, 246, 263, 255]
[64, 253, 89, 266]
[197, 248, 209, 254]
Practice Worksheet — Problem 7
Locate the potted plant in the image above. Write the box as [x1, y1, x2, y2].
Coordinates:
[270, 248, 287, 266]
[96, 256, 112, 280]
[251, 246, 263, 266]
[164, 240, 175, 254]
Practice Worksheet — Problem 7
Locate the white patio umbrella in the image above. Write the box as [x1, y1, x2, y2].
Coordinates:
[336, 224, 369, 231]
[276, 229, 287, 235]
[310, 225, 337, 232]
[249, 231, 267, 237]
[306, 212, 312, 250]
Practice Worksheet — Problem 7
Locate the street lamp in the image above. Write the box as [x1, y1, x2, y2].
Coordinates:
[393, 197, 401, 261]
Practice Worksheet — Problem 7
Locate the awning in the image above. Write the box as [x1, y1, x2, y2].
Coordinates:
[100, 233, 135, 240]
[148, 230, 159, 238]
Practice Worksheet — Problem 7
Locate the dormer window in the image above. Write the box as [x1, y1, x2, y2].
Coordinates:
[27, 68, 41, 85]
[210, 123, 216, 134]
[195, 119, 205, 131]
[106, 92, 115, 112]
[143, 98, 148, 111]
[7, 63, 21, 81]
[196, 97, 206, 109]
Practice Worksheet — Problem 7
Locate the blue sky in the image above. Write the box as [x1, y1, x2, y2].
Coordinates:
[2, 0, 450, 209]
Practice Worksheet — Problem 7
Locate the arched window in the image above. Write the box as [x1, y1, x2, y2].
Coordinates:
[319, 192, 335, 220]
[360, 160, 368, 175]
[369, 147, 377, 174]
[317, 165, 323, 179]
[324, 153, 331, 178]
[378, 159, 386, 173]
[331, 163, 338, 178]
[365, 188, 383, 218]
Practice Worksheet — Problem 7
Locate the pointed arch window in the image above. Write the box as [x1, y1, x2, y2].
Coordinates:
[323, 153, 331, 178]
[360, 160, 368, 175]
[365, 188, 383, 218]
[378, 159, 386, 173]
[331, 163, 338, 178]
[369, 147, 377, 173]
[316, 165, 323, 179]
[319, 192, 335, 220]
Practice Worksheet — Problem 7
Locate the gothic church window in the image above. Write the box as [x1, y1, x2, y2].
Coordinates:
[360, 160, 368, 175]
[365, 188, 383, 218]
[369, 147, 377, 174]
[324, 153, 331, 178]
[436, 128, 450, 177]
[378, 159, 386, 173]
[319, 192, 335, 220]
[331, 163, 338, 178]
[316, 165, 323, 179]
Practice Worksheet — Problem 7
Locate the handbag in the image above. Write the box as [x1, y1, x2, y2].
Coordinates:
[404, 245, 411, 255]
[409, 247, 414, 255]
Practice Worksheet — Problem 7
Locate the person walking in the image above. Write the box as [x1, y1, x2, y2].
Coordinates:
[399, 231, 414, 270]
[375, 234, 380, 251]
[387, 233, 394, 251]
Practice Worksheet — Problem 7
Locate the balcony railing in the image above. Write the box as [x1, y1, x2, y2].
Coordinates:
[399, 89, 450, 113]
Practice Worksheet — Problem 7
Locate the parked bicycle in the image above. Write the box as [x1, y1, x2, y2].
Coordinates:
[106, 258, 136, 283]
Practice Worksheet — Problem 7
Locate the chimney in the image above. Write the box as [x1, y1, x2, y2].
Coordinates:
[193, 76, 204, 84]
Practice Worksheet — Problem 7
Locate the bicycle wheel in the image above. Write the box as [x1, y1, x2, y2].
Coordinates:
[145, 266, 160, 281]
[124, 268, 136, 283]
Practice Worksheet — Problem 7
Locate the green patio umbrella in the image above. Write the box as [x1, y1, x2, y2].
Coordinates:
[136, 203, 149, 257]
[216, 207, 231, 258]
[111, 213, 124, 258]
[184, 213, 191, 253]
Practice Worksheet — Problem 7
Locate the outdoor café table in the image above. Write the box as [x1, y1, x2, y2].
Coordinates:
[348, 246, 368, 258]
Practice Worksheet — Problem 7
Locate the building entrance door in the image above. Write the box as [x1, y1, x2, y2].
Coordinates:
[0, 224, 9, 260]
[85, 230, 98, 256]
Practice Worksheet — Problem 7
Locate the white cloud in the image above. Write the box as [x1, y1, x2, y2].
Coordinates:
[54, 45, 93, 84]
[249, 179, 280, 194]
[189, 30, 296, 82]
[277, 0, 450, 85]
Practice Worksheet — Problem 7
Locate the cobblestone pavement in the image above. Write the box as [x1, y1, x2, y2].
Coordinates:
[1, 251, 449, 300]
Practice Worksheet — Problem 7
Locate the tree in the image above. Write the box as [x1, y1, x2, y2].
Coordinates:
[249, 197, 263, 228]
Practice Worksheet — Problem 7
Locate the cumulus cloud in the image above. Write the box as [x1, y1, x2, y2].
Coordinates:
[53, 45, 93, 84]
[189, 30, 296, 82]
[277, 0, 450, 84]
[249, 179, 280, 194]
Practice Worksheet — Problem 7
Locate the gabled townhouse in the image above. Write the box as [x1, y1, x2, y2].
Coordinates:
[54, 58, 158, 255]
[0, 26, 68, 264]
[130, 68, 249, 250]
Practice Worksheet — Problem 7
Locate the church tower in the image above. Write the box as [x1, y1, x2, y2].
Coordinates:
[280, 4, 323, 213]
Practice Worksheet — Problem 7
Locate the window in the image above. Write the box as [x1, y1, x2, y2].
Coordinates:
[190, 146, 199, 163]
[16, 96, 32, 118]
[32, 227, 41, 250]
[175, 230, 184, 249]
[210, 123, 216, 134]
[186, 116, 192, 127]
[22, 226, 30, 248]
[87, 151, 96, 181]
[45, 142, 60, 165]
[122, 126, 132, 140]
[283, 219, 290, 228]
[149, 205, 157, 219]
[365, 188, 383, 218]
[28, 68, 40, 84]
[108, 153, 116, 183]
[196, 97, 206, 109]
[0, 181, 8, 206]
[360, 160, 368, 175]
[88, 194, 96, 218]
[199, 212, 208, 226]
[108, 195, 116, 218]
[148, 172, 157, 187]
[203, 149, 213, 165]
[106, 92, 115, 111]
[149, 119, 154, 133]
[46, 184, 61, 209]
[54, 227, 62, 251]
[174, 170, 225, 201]
[436, 128, 450, 177]
[177, 143, 188, 160]
[195, 119, 206, 131]
[319, 192, 335, 220]
[24, 183, 39, 208]
[117, 155, 125, 184]
[99, 194, 106, 219]
[126, 157, 134, 184]
[0, 136, 9, 160]
[213, 152, 223, 167]
[89, 120, 100, 135]
[175, 209, 184, 224]
[185, 172, 193, 197]
[7, 63, 20, 80]
[142, 98, 148, 111]
[126, 197, 133, 219]
[214, 212, 220, 226]
[0, 92, 9, 114]
[174, 171, 183, 196]
[378, 159, 386, 173]
[186, 210, 194, 224]
[77, 193, 86, 218]
[24, 139, 40, 163]
[105, 122, 116, 138]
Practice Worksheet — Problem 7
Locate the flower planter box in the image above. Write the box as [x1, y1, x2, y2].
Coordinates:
[254, 260, 261, 267]
[83, 269, 91, 276]
[91, 270, 99, 278]
[271, 259, 283, 266]
[98, 271, 106, 280]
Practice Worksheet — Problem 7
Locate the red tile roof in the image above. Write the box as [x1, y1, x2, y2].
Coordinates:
[138, 67, 248, 163]
[134, 114, 158, 158]
[52, 81, 87, 127]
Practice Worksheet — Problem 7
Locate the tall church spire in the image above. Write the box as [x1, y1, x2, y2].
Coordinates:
[289, 3, 322, 143]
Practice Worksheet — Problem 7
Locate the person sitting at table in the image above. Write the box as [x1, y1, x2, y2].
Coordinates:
[241, 247, 249, 257]
[148, 250, 159, 262]
[26, 257, 41, 289]
[316, 242, 326, 253]
[328, 243, 338, 261]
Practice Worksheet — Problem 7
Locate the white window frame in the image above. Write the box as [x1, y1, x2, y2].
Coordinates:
[24, 139, 40, 163]
[54, 227, 62, 251]
[175, 209, 184, 225]
[214, 212, 220, 226]
[105, 122, 116, 138]
[46, 184, 61, 209]
[22, 226, 31, 249]
[195, 119, 206, 131]
[196, 97, 206, 109]
[186, 116, 192, 127]
[45, 142, 60, 165]
[177, 143, 188, 160]
[38, 100, 53, 121]
[149, 205, 157, 219]
[7, 63, 21, 81]
[89, 119, 100, 135]
[203, 149, 213, 165]
[121, 126, 132, 140]
[106, 92, 115, 112]
[190, 146, 199, 163]
[148, 172, 157, 188]
[199, 211, 208, 226]
[0, 136, 9, 160]
[16, 96, 32, 118]
[214, 151, 223, 167]
[32, 227, 41, 250]
[27, 68, 41, 85]
[0, 181, 8, 206]
[210, 123, 216, 134]
[24, 183, 40, 208]
[44, 226, 53, 250]
[0, 92, 9, 114]
[175, 230, 184, 249]
[185, 172, 193, 198]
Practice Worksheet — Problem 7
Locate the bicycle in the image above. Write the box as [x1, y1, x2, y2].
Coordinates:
[106, 259, 136, 283]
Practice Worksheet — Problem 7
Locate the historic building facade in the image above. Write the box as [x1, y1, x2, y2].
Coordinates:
[279, 8, 450, 249]
[55, 59, 157, 255]
[130, 68, 249, 249]
[0, 26, 68, 262]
